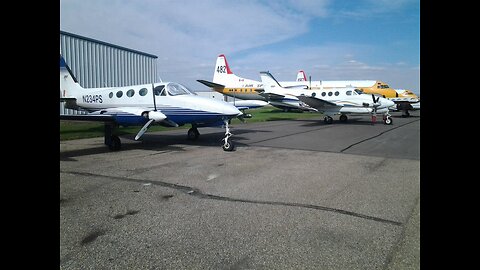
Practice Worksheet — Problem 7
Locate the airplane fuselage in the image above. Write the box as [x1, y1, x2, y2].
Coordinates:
[63, 82, 241, 127]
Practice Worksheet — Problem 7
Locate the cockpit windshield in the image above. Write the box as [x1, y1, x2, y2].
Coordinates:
[166, 82, 194, 96]
[354, 89, 363, 95]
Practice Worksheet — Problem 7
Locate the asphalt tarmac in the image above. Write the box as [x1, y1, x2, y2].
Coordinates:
[60, 111, 420, 269]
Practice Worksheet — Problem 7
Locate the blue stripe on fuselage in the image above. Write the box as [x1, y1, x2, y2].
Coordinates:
[111, 111, 228, 127]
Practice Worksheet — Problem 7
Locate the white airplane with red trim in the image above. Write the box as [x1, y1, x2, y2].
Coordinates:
[197, 54, 314, 112]
[60, 55, 242, 151]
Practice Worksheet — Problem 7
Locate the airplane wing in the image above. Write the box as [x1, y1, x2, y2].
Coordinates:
[60, 113, 116, 122]
[296, 95, 338, 109]
[229, 100, 268, 110]
[197, 80, 225, 89]
[60, 107, 145, 121]
[60, 107, 178, 127]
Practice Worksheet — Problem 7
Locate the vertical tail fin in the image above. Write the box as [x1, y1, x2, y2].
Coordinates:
[259, 71, 283, 93]
[212, 54, 236, 84]
[296, 70, 307, 81]
[60, 55, 84, 98]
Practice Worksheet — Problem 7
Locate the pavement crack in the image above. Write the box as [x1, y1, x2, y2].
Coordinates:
[61, 170, 402, 226]
[341, 119, 420, 152]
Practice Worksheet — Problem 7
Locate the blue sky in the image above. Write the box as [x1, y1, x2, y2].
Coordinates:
[60, 0, 420, 95]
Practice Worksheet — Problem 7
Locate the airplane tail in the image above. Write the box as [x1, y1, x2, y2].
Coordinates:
[296, 70, 307, 81]
[259, 71, 283, 93]
[212, 54, 243, 85]
[60, 55, 84, 98]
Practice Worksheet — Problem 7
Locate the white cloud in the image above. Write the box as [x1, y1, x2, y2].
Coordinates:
[60, 0, 419, 94]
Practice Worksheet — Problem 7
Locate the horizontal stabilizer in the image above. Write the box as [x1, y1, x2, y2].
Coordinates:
[259, 92, 286, 100]
[284, 85, 308, 90]
[197, 80, 225, 88]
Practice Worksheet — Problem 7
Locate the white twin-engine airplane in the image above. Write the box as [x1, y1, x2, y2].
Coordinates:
[60, 55, 242, 151]
[259, 71, 395, 125]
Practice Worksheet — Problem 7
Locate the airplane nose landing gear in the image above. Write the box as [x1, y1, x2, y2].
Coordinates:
[383, 112, 393, 125]
[222, 119, 235, 151]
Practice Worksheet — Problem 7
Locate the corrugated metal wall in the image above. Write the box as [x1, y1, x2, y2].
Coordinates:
[60, 31, 158, 114]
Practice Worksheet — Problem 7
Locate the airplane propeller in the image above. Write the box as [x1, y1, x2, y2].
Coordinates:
[134, 83, 166, 140]
[371, 94, 381, 113]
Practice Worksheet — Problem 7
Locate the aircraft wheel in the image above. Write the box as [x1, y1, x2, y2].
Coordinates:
[324, 116, 333, 124]
[187, 128, 200, 140]
[384, 117, 393, 125]
[222, 140, 235, 151]
[339, 115, 348, 122]
[108, 135, 121, 151]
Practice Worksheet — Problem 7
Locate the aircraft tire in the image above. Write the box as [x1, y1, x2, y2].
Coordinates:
[187, 128, 199, 140]
[222, 141, 235, 151]
[324, 116, 333, 124]
[339, 115, 348, 122]
[108, 135, 121, 151]
[384, 117, 393, 125]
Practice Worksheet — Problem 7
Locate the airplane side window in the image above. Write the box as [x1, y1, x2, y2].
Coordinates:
[126, 89, 135, 97]
[346, 90, 352, 95]
[116, 91, 123, 98]
[328, 92, 333, 96]
[321, 92, 326, 97]
[154, 85, 165, 96]
[334, 91, 339, 96]
[109, 92, 113, 98]
[139, 88, 148, 96]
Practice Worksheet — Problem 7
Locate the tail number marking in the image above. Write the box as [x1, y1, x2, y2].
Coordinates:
[82, 95, 103, 103]
[217, 65, 226, 73]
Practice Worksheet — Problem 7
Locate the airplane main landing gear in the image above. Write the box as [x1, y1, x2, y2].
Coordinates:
[324, 116, 333, 124]
[187, 126, 200, 140]
[108, 135, 121, 151]
[104, 123, 121, 151]
[222, 119, 235, 151]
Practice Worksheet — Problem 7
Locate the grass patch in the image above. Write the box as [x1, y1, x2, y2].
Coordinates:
[60, 106, 320, 141]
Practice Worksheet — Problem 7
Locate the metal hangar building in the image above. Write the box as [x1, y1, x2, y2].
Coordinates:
[60, 30, 158, 115]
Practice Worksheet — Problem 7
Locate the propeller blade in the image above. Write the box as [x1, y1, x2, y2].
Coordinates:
[152, 83, 157, 111]
[135, 119, 155, 140]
